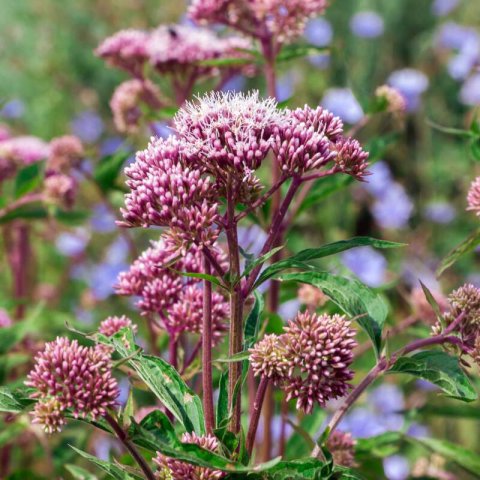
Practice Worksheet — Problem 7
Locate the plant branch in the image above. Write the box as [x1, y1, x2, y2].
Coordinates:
[246, 376, 270, 457]
[202, 254, 215, 434]
[104, 413, 155, 480]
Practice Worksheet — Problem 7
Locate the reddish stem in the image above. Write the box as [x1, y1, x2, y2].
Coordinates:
[246, 376, 270, 456]
[202, 255, 215, 434]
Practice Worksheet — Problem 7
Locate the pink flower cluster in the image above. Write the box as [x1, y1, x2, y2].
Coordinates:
[326, 431, 357, 467]
[250, 312, 357, 413]
[116, 237, 228, 341]
[467, 176, 480, 216]
[154, 432, 224, 480]
[96, 24, 250, 79]
[99, 315, 137, 337]
[26, 337, 119, 433]
[189, 0, 327, 44]
[120, 91, 368, 249]
[110, 79, 163, 134]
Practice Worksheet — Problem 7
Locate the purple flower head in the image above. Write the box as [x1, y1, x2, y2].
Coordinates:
[372, 183, 413, 229]
[436, 22, 477, 50]
[100, 136, 125, 156]
[238, 224, 268, 258]
[189, 0, 327, 45]
[308, 53, 331, 69]
[90, 262, 129, 301]
[350, 11, 384, 39]
[0, 99, 25, 119]
[467, 176, 480, 214]
[321, 88, 364, 124]
[362, 160, 394, 198]
[341, 246, 387, 287]
[460, 73, 480, 105]
[151, 121, 172, 139]
[105, 237, 130, 265]
[327, 431, 356, 467]
[95, 29, 150, 77]
[148, 24, 252, 78]
[387, 69, 429, 112]
[304, 17, 333, 47]
[383, 455, 410, 480]
[26, 337, 119, 432]
[407, 423, 429, 439]
[423, 201, 456, 224]
[99, 315, 137, 337]
[278, 299, 302, 320]
[71, 111, 104, 144]
[44, 173, 77, 209]
[120, 136, 220, 250]
[251, 312, 357, 413]
[155, 432, 225, 479]
[432, 0, 460, 16]
[339, 407, 387, 438]
[369, 384, 404, 415]
[47, 135, 84, 174]
[91, 203, 117, 233]
[0, 309, 12, 328]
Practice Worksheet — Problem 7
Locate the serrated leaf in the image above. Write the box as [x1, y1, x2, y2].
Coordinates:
[93, 151, 130, 192]
[98, 328, 205, 435]
[277, 272, 388, 356]
[388, 350, 477, 402]
[437, 227, 480, 276]
[70, 447, 142, 480]
[0, 387, 35, 413]
[64, 464, 98, 480]
[255, 237, 403, 287]
[14, 162, 43, 199]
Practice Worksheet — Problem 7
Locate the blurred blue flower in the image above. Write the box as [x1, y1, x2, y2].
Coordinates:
[56, 230, 89, 257]
[100, 136, 125, 156]
[350, 11, 384, 38]
[383, 455, 410, 480]
[416, 379, 440, 392]
[321, 88, 364, 124]
[238, 224, 267, 258]
[369, 384, 405, 414]
[105, 237, 130, 264]
[276, 72, 297, 102]
[407, 422, 429, 438]
[436, 22, 478, 50]
[308, 53, 331, 69]
[151, 121, 172, 138]
[372, 183, 413, 229]
[402, 259, 440, 291]
[117, 377, 130, 406]
[363, 161, 394, 198]
[89, 262, 128, 300]
[221, 75, 247, 92]
[75, 307, 94, 325]
[432, 0, 459, 16]
[341, 246, 387, 287]
[71, 110, 104, 143]
[338, 407, 388, 437]
[91, 203, 117, 233]
[423, 201, 456, 224]
[460, 73, 480, 105]
[305, 18, 333, 46]
[387, 69, 429, 112]
[0, 99, 25, 119]
[278, 299, 301, 320]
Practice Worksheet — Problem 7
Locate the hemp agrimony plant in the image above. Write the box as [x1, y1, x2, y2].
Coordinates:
[3, 2, 480, 480]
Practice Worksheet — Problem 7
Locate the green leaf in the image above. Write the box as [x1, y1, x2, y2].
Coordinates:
[406, 437, 480, 476]
[174, 271, 225, 289]
[256, 237, 403, 287]
[0, 421, 27, 448]
[242, 246, 284, 279]
[93, 151, 130, 192]
[470, 137, 480, 161]
[54, 209, 90, 225]
[0, 204, 48, 224]
[70, 447, 142, 480]
[137, 409, 178, 446]
[415, 403, 480, 419]
[355, 432, 402, 459]
[277, 272, 388, 356]
[436, 227, 480, 276]
[244, 290, 265, 349]
[388, 350, 477, 402]
[261, 458, 327, 479]
[216, 351, 250, 363]
[215, 371, 229, 431]
[332, 466, 367, 479]
[98, 328, 206, 435]
[198, 57, 254, 67]
[285, 410, 326, 460]
[0, 386, 35, 413]
[276, 44, 328, 62]
[419, 281, 445, 326]
[64, 464, 98, 480]
[14, 162, 43, 199]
